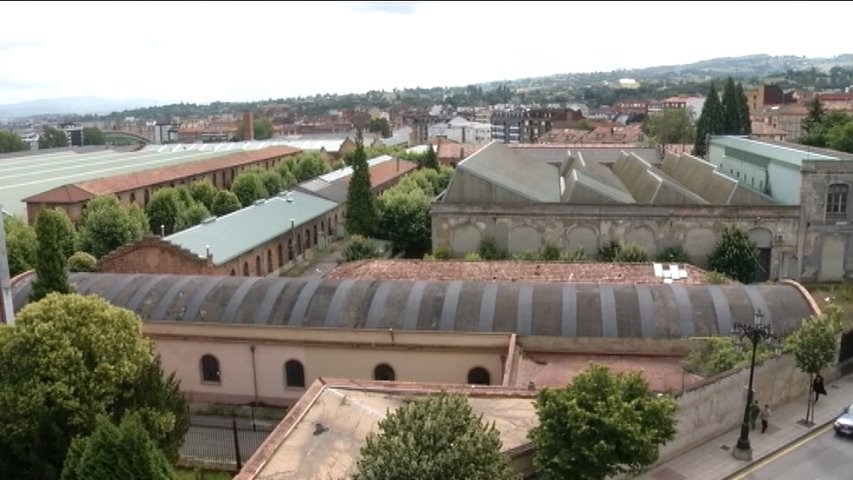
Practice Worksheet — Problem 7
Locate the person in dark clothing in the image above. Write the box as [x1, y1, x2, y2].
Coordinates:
[814, 374, 828, 403]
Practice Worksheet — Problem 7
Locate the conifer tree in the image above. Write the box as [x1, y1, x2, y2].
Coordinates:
[345, 130, 377, 236]
[721, 77, 741, 134]
[693, 81, 724, 157]
[30, 208, 73, 302]
[735, 82, 751, 135]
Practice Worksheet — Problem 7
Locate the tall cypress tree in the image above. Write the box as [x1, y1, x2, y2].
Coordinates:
[735, 82, 752, 135]
[30, 208, 73, 302]
[721, 77, 740, 134]
[345, 130, 377, 236]
[693, 81, 724, 157]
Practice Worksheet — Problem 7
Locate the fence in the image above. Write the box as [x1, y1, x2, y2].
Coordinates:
[180, 409, 276, 471]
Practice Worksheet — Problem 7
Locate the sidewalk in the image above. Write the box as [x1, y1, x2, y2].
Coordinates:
[634, 373, 853, 480]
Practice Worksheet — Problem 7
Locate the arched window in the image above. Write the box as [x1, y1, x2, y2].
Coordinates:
[143, 189, 150, 207]
[374, 363, 396, 381]
[229, 268, 236, 276]
[467, 367, 490, 385]
[267, 249, 273, 273]
[827, 183, 849, 219]
[278, 244, 284, 267]
[200, 355, 221, 383]
[130, 192, 136, 204]
[243, 262, 249, 276]
[288, 238, 294, 260]
[255, 255, 262, 276]
[313, 225, 318, 246]
[284, 360, 305, 388]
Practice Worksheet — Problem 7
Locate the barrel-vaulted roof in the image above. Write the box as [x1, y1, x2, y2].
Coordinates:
[10, 273, 817, 339]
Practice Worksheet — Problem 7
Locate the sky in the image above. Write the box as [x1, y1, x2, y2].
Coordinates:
[1, 0, 851, 106]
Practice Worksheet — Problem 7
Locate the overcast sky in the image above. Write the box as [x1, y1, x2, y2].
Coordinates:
[1, 1, 850, 105]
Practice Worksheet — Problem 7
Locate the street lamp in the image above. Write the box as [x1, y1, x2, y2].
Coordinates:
[730, 309, 782, 461]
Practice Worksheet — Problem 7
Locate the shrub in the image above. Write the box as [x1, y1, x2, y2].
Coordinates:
[512, 250, 540, 261]
[596, 240, 621, 261]
[67, 251, 98, 272]
[432, 245, 453, 260]
[464, 252, 482, 261]
[706, 270, 730, 284]
[614, 242, 650, 262]
[559, 249, 586, 262]
[541, 242, 561, 261]
[657, 245, 691, 263]
[478, 237, 507, 260]
[342, 235, 378, 262]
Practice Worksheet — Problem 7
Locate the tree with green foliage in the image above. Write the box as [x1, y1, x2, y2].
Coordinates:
[259, 170, 284, 197]
[356, 392, 518, 480]
[82, 126, 106, 146]
[785, 304, 846, 424]
[237, 116, 274, 140]
[0, 293, 155, 479]
[210, 189, 242, 216]
[4, 214, 37, 276]
[735, 83, 751, 135]
[377, 188, 431, 258]
[188, 180, 218, 211]
[30, 209, 73, 302]
[708, 225, 758, 283]
[39, 126, 70, 149]
[721, 77, 744, 135]
[342, 235, 379, 262]
[61, 413, 174, 480]
[145, 188, 185, 235]
[78, 195, 148, 258]
[642, 107, 695, 147]
[596, 240, 622, 262]
[108, 355, 190, 463]
[801, 96, 826, 137]
[683, 336, 776, 376]
[368, 117, 392, 138]
[278, 151, 330, 183]
[827, 119, 853, 153]
[529, 363, 677, 480]
[67, 251, 98, 272]
[423, 144, 439, 170]
[0, 129, 28, 153]
[175, 203, 211, 231]
[345, 131, 378, 236]
[231, 171, 268, 207]
[694, 81, 724, 157]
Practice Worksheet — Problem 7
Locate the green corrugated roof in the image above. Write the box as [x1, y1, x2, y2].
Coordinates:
[457, 142, 560, 202]
[711, 136, 839, 167]
[165, 191, 337, 265]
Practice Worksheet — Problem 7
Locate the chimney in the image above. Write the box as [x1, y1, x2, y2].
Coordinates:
[243, 111, 254, 141]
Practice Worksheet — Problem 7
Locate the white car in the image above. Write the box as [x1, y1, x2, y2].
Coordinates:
[833, 402, 853, 437]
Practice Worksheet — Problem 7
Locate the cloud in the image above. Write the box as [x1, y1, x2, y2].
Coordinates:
[345, 1, 420, 15]
[0, 77, 51, 89]
[0, 40, 40, 52]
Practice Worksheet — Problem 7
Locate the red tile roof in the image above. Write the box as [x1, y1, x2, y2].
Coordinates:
[335, 158, 418, 190]
[24, 146, 300, 203]
[22, 184, 97, 203]
[326, 260, 713, 284]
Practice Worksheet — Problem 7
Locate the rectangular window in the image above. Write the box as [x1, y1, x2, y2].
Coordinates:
[827, 184, 849, 219]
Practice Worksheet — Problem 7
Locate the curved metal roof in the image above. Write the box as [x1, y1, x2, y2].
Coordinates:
[11, 273, 816, 339]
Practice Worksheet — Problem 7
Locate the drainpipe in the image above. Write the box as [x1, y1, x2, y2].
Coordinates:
[0, 208, 14, 326]
[250, 345, 259, 404]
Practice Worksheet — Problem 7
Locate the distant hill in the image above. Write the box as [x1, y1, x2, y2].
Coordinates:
[0, 96, 159, 119]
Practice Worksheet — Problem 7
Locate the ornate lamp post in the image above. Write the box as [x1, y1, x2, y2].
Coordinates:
[730, 309, 781, 460]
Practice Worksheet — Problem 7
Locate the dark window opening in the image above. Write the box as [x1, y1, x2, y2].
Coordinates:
[201, 354, 221, 383]
[285, 360, 305, 388]
[374, 363, 396, 381]
[467, 367, 490, 385]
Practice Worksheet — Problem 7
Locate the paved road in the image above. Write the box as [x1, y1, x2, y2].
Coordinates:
[736, 426, 853, 479]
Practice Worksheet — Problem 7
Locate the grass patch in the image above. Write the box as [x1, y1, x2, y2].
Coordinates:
[175, 468, 233, 480]
[803, 282, 853, 324]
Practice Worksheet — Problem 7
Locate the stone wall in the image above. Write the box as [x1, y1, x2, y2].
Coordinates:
[800, 160, 853, 281]
[433, 203, 800, 278]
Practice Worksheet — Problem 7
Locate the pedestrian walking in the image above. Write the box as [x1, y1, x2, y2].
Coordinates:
[814, 374, 828, 403]
[749, 400, 760, 430]
[760, 404, 771, 433]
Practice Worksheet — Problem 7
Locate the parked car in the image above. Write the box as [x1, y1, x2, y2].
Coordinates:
[833, 402, 853, 437]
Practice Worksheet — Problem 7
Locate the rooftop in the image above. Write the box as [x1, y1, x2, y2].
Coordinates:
[0, 141, 297, 218]
[710, 136, 841, 167]
[164, 191, 337, 265]
[235, 378, 538, 480]
[326, 260, 713, 284]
